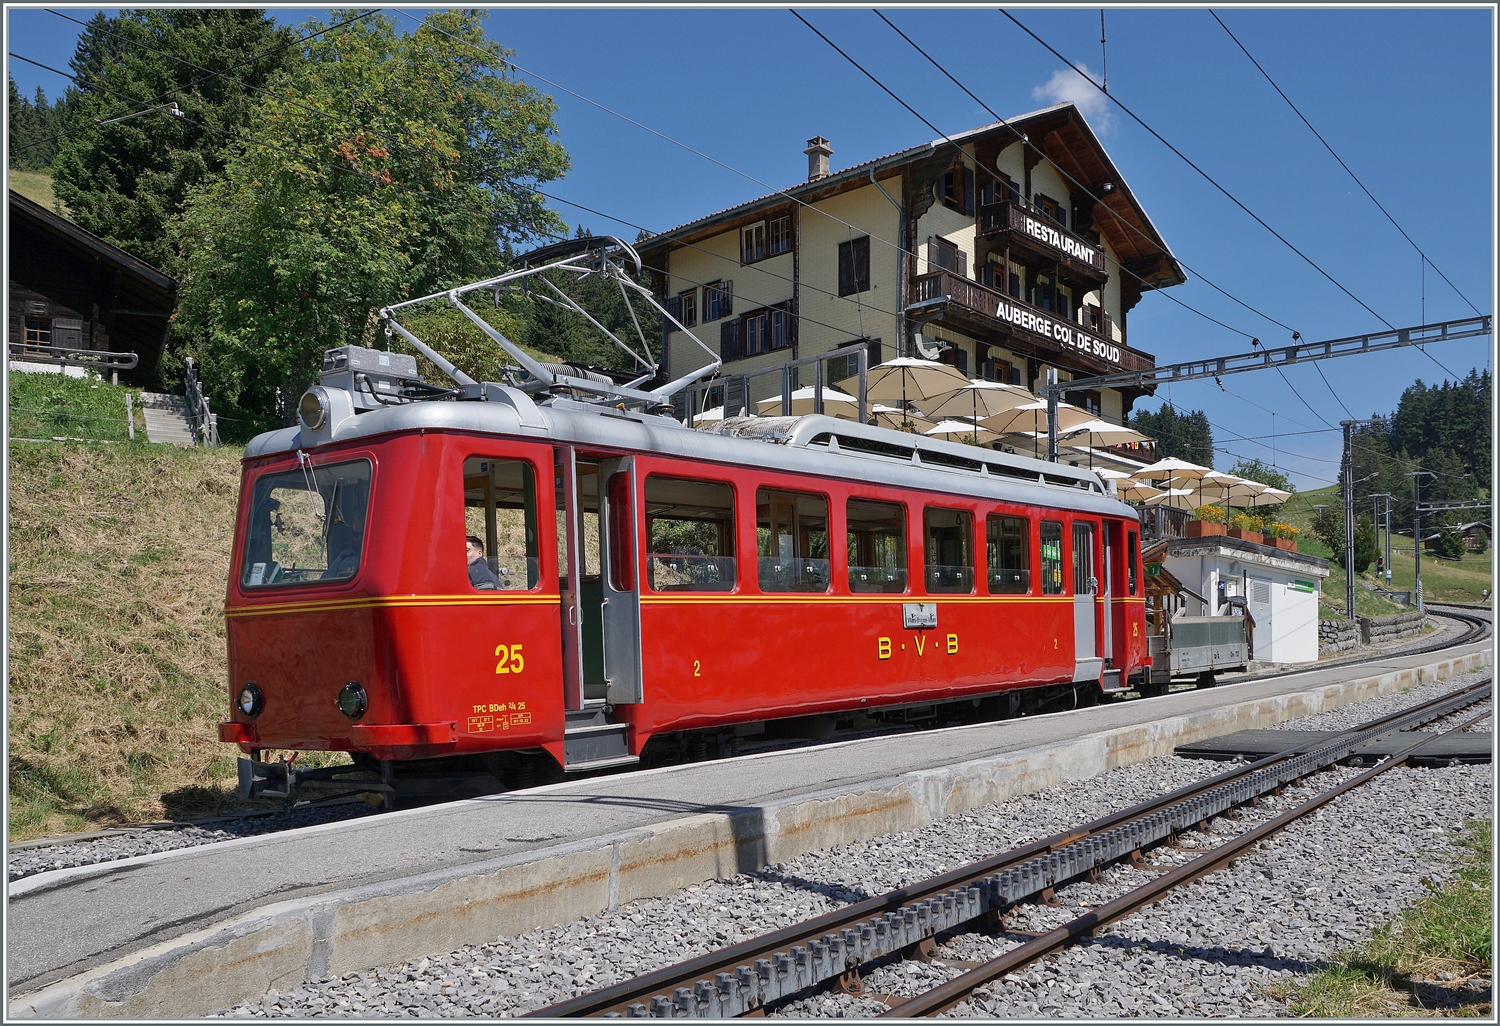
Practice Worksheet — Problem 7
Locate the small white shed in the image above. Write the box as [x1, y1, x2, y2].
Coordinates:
[1157, 536, 1331, 665]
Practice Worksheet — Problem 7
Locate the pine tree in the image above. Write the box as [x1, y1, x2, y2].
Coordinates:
[1129, 405, 1214, 468]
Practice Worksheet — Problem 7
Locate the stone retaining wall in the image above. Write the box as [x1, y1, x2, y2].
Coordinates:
[1360, 609, 1427, 645]
[1319, 619, 1360, 654]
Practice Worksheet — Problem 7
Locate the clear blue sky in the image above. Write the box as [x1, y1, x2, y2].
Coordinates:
[7, 6, 1494, 490]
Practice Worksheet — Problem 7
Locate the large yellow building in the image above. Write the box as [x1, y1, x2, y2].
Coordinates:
[637, 102, 1185, 425]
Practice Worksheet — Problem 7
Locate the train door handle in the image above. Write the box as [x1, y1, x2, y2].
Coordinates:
[567, 605, 577, 626]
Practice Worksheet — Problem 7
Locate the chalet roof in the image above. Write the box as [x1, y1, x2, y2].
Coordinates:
[7, 189, 177, 379]
[637, 102, 1185, 293]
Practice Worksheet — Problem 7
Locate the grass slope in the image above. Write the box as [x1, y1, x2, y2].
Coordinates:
[8, 168, 65, 213]
[9, 371, 143, 442]
[1277, 485, 1492, 613]
[7, 439, 249, 838]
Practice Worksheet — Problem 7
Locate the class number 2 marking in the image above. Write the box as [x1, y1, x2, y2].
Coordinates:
[693, 659, 702, 677]
[494, 643, 525, 674]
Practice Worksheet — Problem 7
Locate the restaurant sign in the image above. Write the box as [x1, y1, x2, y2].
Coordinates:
[1018, 210, 1106, 271]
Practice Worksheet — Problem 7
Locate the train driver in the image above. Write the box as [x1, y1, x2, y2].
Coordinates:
[466, 535, 502, 590]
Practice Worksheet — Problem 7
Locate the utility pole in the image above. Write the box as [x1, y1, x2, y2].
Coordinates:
[1341, 421, 1356, 620]
[1407, 470, 1435, 611]
[1371, 493, 1394, 589]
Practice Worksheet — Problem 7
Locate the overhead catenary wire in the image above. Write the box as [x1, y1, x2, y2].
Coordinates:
[20, 19, 925, 337]
[1210, 9, 1482, 319]
[865, 10, 1356, 442]
[414, 5, 1278, 353]
[870, 10, 1297, 343]
[999, 8, 1397, 333]
[8, 10, 382, 159]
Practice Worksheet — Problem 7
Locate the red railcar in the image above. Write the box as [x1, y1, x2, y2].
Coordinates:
[221, 370, 1149, 797]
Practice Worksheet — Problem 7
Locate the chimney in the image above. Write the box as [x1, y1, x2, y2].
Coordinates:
[804, 136, 833, 182]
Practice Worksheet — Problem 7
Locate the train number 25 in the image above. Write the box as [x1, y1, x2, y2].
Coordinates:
[494, 643, 525, 674]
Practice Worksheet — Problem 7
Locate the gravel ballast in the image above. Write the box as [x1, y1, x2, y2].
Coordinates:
[207, 669, 1493, 1019]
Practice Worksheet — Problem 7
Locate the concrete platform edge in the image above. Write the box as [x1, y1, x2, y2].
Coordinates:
[10, 648, 1488, 1019]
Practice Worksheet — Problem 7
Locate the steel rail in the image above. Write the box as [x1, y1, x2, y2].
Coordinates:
[528, 678, 1490, 1017]
[884, 706, 1493, 1017]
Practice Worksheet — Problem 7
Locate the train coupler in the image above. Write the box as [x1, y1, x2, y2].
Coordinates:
[237, 757, 393, 801]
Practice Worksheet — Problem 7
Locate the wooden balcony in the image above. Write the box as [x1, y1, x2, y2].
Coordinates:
[911, 269, 1155, 379]
[977, 201, 1108, 288]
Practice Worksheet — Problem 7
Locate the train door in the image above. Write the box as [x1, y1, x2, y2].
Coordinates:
[1072, 520, 1103, 682]
[1099, 523, 1114, 663]
[598, 457, 643, 705]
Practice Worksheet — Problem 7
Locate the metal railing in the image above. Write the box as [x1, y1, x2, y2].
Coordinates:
[183, 356, 219, 447]
[684, 340, 872, 426]
[1138, 503, 1192, 542]
[8, 342, 139, 382]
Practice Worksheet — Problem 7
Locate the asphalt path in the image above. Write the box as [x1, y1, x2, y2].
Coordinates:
[6, 637, 1488, 994]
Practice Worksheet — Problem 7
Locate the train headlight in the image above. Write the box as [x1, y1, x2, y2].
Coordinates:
[298, 388, 328, 430]
[237, 683, 264, 718]
[337, 681, 367, 720]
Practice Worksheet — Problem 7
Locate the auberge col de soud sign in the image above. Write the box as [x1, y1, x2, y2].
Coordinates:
[990, 295, 1123, 366]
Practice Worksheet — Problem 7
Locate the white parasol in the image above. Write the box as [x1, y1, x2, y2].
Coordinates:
[754, 386, 860, 419]
[839, 357, 971, 410]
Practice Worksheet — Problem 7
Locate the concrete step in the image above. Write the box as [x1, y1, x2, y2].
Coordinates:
[138, 392, 196, 446]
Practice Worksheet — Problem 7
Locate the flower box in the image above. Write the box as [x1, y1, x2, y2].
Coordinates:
[1228, 528, 1264, 544]
[1271, 537, 1297, 552]
[1186, 520, 1226, 538]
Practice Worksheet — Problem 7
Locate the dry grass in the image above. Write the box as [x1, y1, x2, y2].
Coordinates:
[6, 440, 256, 838]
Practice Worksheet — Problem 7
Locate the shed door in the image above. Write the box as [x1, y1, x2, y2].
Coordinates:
[598, 457, 642, 704]
[1248, 575, 1273, 658]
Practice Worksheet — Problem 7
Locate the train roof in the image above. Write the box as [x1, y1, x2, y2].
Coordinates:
[244, 386, 1138, 520]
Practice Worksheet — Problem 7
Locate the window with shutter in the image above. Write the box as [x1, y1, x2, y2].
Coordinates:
[704, 280, 733, 321]
[664, 296, 682, 337]
[956, 248, 967, 278]
[963, 167, 975, 216]
[838, 236, 872, 296]
[953, 347, 968, 375]
[719, 319, 742, 361]
[743, 311, 770, 356]
[930, 237, 960, 274]
[679, 290, 697, 327]
[23, 318, 51, 345]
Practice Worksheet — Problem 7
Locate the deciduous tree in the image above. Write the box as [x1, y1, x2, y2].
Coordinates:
[172, 9, 569, 411]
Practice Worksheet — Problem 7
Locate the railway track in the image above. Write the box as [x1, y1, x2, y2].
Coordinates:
[532, 677, 1492, 1018]
[9, 607, 1489, 874]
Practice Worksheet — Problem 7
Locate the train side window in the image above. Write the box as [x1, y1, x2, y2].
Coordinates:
[645, 476, 736, 591]
[986, 514, 1030, 594]
[924, 507, 974, 594]
[847, 499, 907, 593]
[1040, 520, 1065, 595]
[464, 457, 540, 591]
[757, 489, 830, 592]
[1127, 530, 1139, 595]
